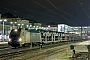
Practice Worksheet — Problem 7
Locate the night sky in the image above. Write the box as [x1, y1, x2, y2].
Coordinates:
[0, 0, 90, 26]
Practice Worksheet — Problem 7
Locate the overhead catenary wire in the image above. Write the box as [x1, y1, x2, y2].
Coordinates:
[31, 0, 80, 25]
[4, 0, 76, 25]
[47, 0, 75, 17]
[6, 0, 73, 18]
[32, 0, 68, 20]
[0, 6, 52, 23]
[78, 0, 90, 18]
[47, 0, 68, 21]
[1, 0, 87, 26]
[47, 0, 82, 26]
[6, 0, 78, 23]
[32, 0, 58, 15]
[6, 0, 57, 18]
[77, 0, 90, 25]
[6, 0, 72, 19]
[47, 0, 79, 25]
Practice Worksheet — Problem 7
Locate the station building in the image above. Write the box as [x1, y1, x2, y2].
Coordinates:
[0, 13, 90, 41]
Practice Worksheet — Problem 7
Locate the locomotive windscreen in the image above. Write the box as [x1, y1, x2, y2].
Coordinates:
[9, 29, 20, 37]
[10, 35, 18, 37]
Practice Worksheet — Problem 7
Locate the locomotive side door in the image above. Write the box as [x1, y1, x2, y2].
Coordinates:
[20, 29, 27, 45]
[25, 32, 30, 43]
[21, 32, 26, 44]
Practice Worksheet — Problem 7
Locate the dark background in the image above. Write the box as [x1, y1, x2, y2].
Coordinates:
[0, 0, 90, 26]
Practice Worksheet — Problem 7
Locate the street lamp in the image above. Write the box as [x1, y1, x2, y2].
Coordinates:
[10, 22, 17, 29]
[21, 24, 24, 28]
[17, 24, 24, 28]
[0, 19, 7, 42]
[30, 25, 32, 27]
[17, 24, 20, 28]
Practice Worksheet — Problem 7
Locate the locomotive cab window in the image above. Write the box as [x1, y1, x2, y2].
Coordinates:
[9, 29, 20, 37]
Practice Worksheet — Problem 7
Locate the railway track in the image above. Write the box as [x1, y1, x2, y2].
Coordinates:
[27, 46, 67, 60]
[0, 42, 68, 60]
[0, 40, 85, 60]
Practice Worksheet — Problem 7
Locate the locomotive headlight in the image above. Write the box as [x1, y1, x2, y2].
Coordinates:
[18, 38, 22, 42]
[14, 29, 18, 32]
[8, 38, 11, 42]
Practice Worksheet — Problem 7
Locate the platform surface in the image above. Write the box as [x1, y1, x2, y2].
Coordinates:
[71, 40, 90, 51]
